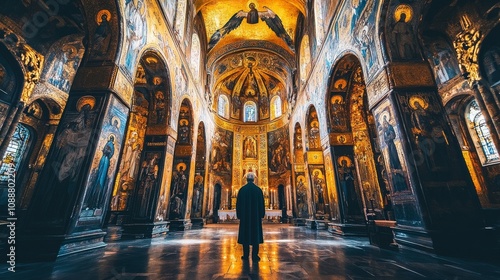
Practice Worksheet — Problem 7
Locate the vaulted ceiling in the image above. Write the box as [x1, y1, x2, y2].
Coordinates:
[195, 1, 306, 124]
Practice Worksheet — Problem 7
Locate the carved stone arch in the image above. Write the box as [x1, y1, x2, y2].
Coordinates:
[444, 94, 495, 207]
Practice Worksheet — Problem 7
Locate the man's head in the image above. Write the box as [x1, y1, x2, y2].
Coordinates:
[246, 172, 255, 182]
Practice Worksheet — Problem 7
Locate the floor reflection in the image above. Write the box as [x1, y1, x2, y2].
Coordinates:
[1, 224, 500, 279]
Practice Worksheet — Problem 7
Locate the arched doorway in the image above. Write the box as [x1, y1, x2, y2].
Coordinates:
[116, 52, 172, 238]
[326, 55, 387, 235]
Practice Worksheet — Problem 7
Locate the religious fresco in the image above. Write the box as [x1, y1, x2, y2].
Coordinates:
[174, 0, 187, 42]
[307, 109, 321, 150]
[386, 2, 421, 61]
[132, 149, 163, 219]
[166, 100, 194, 221]
[191, 124, 207, 219]
[294, 174, 308, 218]
[210, 128, 233, 174]
[191, 173, 204, 218]
[121, 0, 147, 77]
[168, 161, 190, 220]
[334, 148, 364, 220]
[243, 136, 258, 159]
[159, 0, 177, 26]
[89, 9, 113, 59]
[207, 3, 294, 52]
[177, 105, 191, 144]
[42, 37, 84, 93]
[374, 100, 424, 228]
[79, 96, 128, 225]
[110, 99, 148, 212]
[209, 51, 292, 122]
[293, 123, 304, 164]
[352, 0, 379, 75]
[424, 37, 460, 85]
[30, 95, 103, 224]
[308, 166, 329, 217]
[268, 127, 291, 175]
[374, 100, 411, 193]
[397, 93, 456, 177]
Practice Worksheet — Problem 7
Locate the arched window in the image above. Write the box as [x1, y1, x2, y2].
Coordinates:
[244, 101, 257, 122]
[0, 124, 31, 182]
[468, 100, 499, 163]
[300, 35, 311, 84]
[270, 95, 282, 120]
[190, 33, 201, 83]
[218, 95, 229, 118]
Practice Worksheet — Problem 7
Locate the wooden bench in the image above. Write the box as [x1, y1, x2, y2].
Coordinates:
[368, 220, 397, 249]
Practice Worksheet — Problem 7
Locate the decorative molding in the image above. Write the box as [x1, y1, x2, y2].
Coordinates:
[453, 14, 482, 85]
[388, 62, 434, 89]
[208, 40, 295, 69]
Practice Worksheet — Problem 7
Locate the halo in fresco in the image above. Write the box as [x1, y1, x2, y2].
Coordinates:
[297, 175, 306, 184]
[96, 9, 111, 23]
[334, 78, 348, 91]
[394, 4, 413, 22]
[409, 96, 428, 110]
[176, 162, 187, 172]
[378, 109, 391, 124]
[330, 95, 343, 104]
[337, 155, 352, 167]
[111, 116, 121, 127]
[76, 96, 96, 111]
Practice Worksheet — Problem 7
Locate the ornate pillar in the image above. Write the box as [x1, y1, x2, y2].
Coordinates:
[370, 61, 490, 253]
[19, 68, 130, 260]
[0, 31, 43, 159]
[472, 81, 500, 151]
[371, 1, 492, 254]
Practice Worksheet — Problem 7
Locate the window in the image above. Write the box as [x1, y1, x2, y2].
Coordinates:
[468, 100, 499, 162]
[0, 124, 31, 182]
[190, 33, 201, 83]
[218, 95, 229, 118]
[244, 102, 257, 122]
[300, 35, 311, 84]
[271, 96, 282, 120]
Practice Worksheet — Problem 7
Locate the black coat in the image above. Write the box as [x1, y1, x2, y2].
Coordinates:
[236, 181, 265, 245]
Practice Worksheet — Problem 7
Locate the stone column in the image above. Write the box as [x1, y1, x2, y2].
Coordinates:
[18, 61, 130, 261]
[472, 80, 500, 151]
[369, 62, 489, 254]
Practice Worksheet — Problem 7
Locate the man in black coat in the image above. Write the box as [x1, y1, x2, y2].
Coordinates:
[236, 172, 265, 261]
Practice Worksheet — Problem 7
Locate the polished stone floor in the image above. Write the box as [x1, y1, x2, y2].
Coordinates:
[2, 224, 500, 279]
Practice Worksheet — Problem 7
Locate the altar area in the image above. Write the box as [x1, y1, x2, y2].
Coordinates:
[217, 209, 282, 223]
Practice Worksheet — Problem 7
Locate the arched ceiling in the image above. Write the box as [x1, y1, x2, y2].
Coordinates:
[212, 50, 292, 123]
[195, 0, 304, 56]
